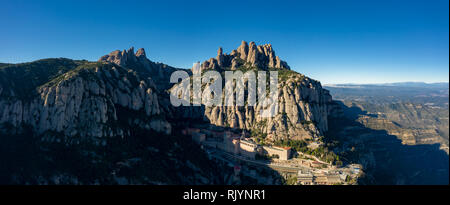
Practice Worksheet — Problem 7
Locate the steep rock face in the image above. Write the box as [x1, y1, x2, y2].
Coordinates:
[201, 41, 290, 71]
[0, 61, 171, 140]
[1, 42, 332, 142]
[173, 42, 332, 140]
[0, 43, 336, 184]
[201, 72, 332, 140]
[99, 47, 180, 91]
[0, 57, 230, 185]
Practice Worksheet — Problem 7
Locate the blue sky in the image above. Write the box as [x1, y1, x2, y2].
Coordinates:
[0, 0, 448, 84]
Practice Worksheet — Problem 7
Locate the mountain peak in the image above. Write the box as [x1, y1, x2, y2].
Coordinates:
[98, 47, 148, 66]
[200, 41, 290, 71]
[136, 48, 146, 58]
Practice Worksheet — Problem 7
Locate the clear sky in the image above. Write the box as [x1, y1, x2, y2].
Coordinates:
[0, 0, 448, 84]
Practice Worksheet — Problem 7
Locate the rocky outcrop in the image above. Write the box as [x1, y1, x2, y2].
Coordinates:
[99, 47, 181, 91]
[200, 41, 290, 71]
[0, 46, 183, 141]
[201, 73, 332, 140]
[1, 42, 332, 142]
[176, 42, 332, 140]
[0, 61, 171, 141]
[98, 47, 137, 66]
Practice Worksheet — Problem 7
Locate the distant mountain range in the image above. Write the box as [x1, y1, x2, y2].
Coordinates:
[325, 82, 449, 88]
[324, 82, 448, 184]
[0, 41, 335, 185]
[0, 42, 447, 185]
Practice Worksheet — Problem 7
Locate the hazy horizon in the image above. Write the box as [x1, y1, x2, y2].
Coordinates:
[1, 55, 448, 85]
[324, 81, 450, 85]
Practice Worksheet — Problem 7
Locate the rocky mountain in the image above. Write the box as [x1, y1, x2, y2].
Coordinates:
[201, 41, 290, 71]
[174, 41, 333, 141]
[202, 76, 332, 141]
[3, 42, 445, 185]
[0, 59, 170, 141]
[0, 41, 335, 184]
[0, 55, 210, 184]
[99, 47, 181, 91]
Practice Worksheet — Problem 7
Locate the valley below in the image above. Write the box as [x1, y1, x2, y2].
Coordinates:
[0, 43, 447, 185]
[325, 83, 449, 184]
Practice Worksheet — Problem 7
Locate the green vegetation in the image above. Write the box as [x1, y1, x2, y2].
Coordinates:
[235, 64, 258, 73]
[40, 62, 104, 88]
[251, 129, 267, 145]
[282, 175, 298, 185]
[274, 139, 343, 166]
[274, 139, 308, 152]
[269, 67, 301, 81]
[0, 58, 84, 100]
[346, 176, 358, 185]
[250, 120, 268, 145]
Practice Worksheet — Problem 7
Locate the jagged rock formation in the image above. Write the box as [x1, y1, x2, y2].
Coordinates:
[174, 41, 332, 140]
[0, 42, 335, 184]
[0, 60, 170, 142]
[1, 42, 333, 141]
[200, 72, 332, 140]
[0, 56, 228, 185]
[99, 47, 180, 90]
[201, 41, 290, 71]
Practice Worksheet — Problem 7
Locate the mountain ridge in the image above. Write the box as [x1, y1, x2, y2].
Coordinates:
[0, 41, 341, 184]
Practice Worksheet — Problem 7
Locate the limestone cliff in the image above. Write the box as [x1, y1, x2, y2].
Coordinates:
[1, 42, 333, 142]
[99, 47, 180, 91]
[201, 41, 290, 71]
[0, 60, 170, 142]
[0, 42, 335, 184]
[173, 42, 333, 140]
